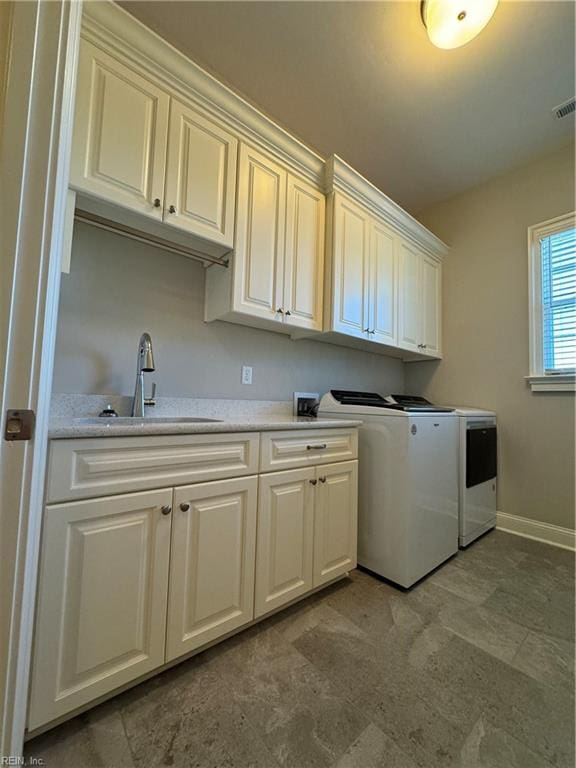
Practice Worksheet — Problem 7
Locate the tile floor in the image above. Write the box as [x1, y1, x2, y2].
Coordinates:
[26, 531, 575, 768]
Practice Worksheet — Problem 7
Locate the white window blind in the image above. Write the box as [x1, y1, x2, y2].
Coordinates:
[540, 225, 576, 372]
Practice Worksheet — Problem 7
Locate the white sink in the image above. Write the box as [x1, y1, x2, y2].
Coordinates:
[72, 416, 222, 424]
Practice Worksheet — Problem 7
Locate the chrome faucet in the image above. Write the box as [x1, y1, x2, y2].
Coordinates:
[132, 332, 156, 417]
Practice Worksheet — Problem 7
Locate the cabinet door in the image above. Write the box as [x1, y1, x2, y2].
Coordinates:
[368, 220, 397, 345]
[255, 468, 315, 618]
[314, 461, 358, 587]
[167, 476, 257, 661]
[397, 239, 422, 352]
[70, 40, 169, 219]
[421, 254, 442, 357]
[283, 175, 325, 330]
[28, 489, 172, 730]
[164, 100, 238, 247]
[330, 194, 370, 338]
[233, 144, 287, 321]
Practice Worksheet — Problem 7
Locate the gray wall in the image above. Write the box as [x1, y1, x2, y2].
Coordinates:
[53, 222, 404, 400]
[406, 142, 575, 531]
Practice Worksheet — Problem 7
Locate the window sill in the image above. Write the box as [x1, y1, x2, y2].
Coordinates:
[525, 374, 576, 392]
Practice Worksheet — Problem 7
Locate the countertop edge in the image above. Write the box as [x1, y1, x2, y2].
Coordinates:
[47, 418, 363, 439]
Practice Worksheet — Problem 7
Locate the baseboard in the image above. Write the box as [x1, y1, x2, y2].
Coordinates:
[496, 511, 576, 552]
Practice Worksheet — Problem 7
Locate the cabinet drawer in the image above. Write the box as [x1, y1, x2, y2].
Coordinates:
[47, 433, 260, 502]
[260, 429, 357, 472]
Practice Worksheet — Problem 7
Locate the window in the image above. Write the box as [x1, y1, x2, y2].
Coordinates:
[528, 212, 576, 392]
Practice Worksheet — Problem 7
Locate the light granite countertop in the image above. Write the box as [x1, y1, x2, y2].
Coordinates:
[48, 415, 362, 439]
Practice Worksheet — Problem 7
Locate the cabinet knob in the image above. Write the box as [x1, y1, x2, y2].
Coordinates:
[310, 478, 317, 485]
[153, 198, 161, 208]
[168, 205, 176, 214]
[368, 329, 376, 335]
[276, 308, 284, 314]
[161, 505, 172, 515]
[285, 310, 291, 316]
[319, 476, 327, 483]
[306, 443, 327, 450]
[180, 503, 190, 512]
[363, 327, 370, 333]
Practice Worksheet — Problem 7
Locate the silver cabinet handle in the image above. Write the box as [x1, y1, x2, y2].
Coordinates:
[168, 205, 176, 214]
[180, 503, 190, 512]
[306, 443, 327, 450]
[161, 505, 172, 515]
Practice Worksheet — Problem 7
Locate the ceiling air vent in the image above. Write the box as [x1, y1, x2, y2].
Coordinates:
[553, 98, 576, 120]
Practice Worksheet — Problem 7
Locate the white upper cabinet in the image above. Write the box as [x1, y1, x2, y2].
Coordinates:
[71, 39, 238, 250]
[71, 40, 170, 219]
[398, 238, 442, 357]
[328, 193, 370, 339]
[233, 143, 287, 321]
[283, 176, 325, 330]
[398, 239, 422, 352]
[368, 220, 397, 346]
[205, 143, 325, 332]
[164, 100, 238, 247]
[326, 194, 397, 347]
[421, 253, 442, 357]
[323, 156, 447, 359]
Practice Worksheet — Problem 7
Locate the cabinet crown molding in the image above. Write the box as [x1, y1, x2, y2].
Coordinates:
[81, 1, 324, 186]
[325, 155, 449, 260]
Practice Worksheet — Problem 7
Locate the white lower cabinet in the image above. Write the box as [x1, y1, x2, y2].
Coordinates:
[255, 468, 315, 617]
[29, 431, 358, 732]
[167, 477, 257, 660]
[28, 489, 173, 730]
[255, 460, 358, 617]
[314, 461, 358, 586]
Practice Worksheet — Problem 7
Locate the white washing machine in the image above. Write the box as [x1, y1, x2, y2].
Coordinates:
[451, 407, 497, 547]
[319, 391, 459, 588]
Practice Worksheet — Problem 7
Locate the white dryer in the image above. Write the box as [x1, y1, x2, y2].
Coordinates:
[319, 391, 459, 588]
[451, 407, 497, 547]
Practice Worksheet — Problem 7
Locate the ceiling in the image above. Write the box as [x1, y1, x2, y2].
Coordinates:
[120, 1, 575, 213]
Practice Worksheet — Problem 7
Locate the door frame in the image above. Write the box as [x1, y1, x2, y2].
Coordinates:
[0, 1, 82, 757]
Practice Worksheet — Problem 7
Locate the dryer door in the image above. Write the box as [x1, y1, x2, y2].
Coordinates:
[466, 424, 497, 488]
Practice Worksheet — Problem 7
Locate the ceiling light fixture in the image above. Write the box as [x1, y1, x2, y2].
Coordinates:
[421, 0, 499, 49]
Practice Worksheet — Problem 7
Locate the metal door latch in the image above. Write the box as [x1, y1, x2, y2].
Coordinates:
[4, 410, 35, 441]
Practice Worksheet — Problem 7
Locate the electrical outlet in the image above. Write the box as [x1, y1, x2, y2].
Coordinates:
[241, 365, 253, 385]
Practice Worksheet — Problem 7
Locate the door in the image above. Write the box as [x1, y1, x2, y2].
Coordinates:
[233, 143, 286, 321]
[167, 476, 257, 661]
[1, 1, 82, 755]
[255, 468, 315, 618]
[330, 194, 370, 338]
[421, 254, 442, 357]
[28, 489, 173, 730]
[314, 461, 358, 586]
[283, 175, 325, 330]
[164, 100, 238, 246]
[397, 239, 422, 352]
[368, 220, 397, 345]
[70, 40, 170, 219]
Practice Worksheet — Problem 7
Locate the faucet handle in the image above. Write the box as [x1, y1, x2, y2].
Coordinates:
[144, 382, 156, 407]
